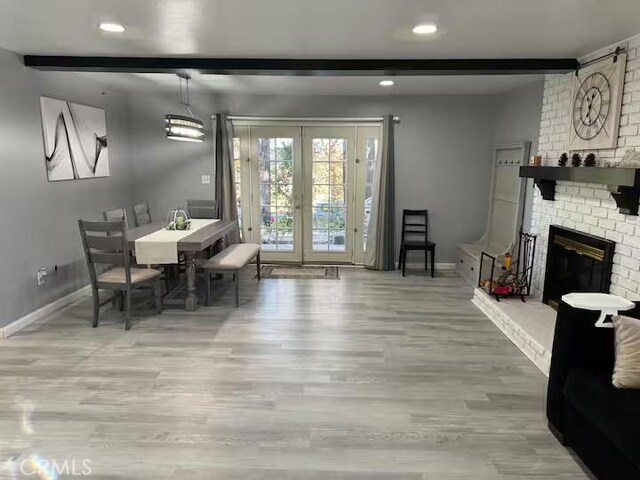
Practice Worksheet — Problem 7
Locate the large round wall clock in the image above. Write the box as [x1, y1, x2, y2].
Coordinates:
[568, 53, 626, 151]
[573, 72, 611, 140]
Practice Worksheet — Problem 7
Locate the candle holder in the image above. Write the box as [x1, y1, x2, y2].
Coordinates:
[530, 155, 543, 166]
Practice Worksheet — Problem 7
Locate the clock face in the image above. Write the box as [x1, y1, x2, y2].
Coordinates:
[572, 72, 611, 141]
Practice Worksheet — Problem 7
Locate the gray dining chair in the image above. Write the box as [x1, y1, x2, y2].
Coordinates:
[78, 219, 162, 330]
[187, 199, 221, 258]
[133, 203, 152, 227]
[187, 199, 217, 219]
[103, 207, 127, 224]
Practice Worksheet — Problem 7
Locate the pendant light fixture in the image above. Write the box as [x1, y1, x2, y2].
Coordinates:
[165, 73, 205, 143]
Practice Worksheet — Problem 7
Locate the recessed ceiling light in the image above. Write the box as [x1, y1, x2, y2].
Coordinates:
[412, 23, 438, 35]
[379, 80, 395, 87]
[99, 22, 126, 33]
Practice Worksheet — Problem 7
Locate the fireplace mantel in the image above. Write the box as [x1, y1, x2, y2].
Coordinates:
[519, 166, 640, 215]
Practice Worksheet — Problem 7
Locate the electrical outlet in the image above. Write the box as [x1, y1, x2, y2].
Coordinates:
[37, 267, 47, 286]
[201, 175, 211, 185]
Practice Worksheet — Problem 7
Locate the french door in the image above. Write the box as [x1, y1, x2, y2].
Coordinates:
[248, 126, 303, 263]
[233, 122, 381, 264]
[303, 127, 354, 263]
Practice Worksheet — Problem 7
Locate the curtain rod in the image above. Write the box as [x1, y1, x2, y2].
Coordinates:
[224, 115, 400, 123]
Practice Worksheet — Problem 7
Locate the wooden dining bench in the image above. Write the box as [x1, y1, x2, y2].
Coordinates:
[201, 243, 261, 307]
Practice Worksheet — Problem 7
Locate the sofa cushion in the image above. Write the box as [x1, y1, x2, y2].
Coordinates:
[612, 315, 640, 389]
[564, 368, 640, 462]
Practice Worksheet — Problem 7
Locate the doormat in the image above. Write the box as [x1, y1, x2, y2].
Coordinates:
[258, 266, 340, 280]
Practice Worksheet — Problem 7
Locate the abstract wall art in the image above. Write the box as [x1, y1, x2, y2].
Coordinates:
[40, 97, 110, 181]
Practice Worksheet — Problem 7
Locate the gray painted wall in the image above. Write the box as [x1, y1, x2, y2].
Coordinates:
[492, 80, 544, 231]
[128, 91, 217, 218]
[219, 94, 498, 264]
[0, 54, 544, 328]
[0, 48, 132, 327]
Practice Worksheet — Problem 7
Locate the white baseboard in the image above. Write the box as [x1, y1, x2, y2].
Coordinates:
[401, 262, 456, 270]
[1, 285, 92, 339]
[436, 263, 455, 270]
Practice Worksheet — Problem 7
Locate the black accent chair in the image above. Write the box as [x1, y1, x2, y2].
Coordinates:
[547, 300, 640, 479]
[398, 209, 436, 277]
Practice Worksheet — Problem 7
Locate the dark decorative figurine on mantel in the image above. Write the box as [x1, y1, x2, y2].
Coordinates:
[571, 152, 582, 167]
[558, 152, 568, 167]
[584, 152, 596, 167]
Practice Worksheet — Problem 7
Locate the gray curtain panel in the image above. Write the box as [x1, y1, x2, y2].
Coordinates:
[364, 115, 395, 270]
[214, 113, 241, 243]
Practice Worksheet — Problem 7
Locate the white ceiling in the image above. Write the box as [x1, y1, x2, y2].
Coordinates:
[0, 0, 638, 58]
[2, 0, 637, 96]
[79, 72, 543, 96]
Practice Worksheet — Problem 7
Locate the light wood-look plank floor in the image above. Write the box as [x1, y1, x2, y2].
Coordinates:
[0, 269, 588, 479]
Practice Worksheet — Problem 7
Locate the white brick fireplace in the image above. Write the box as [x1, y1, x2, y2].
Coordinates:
[473, 34, 640, 375]
[531, 34, 640, 301]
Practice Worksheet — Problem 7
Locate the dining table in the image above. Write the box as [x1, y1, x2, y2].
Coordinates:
[127, 220, 237, 311]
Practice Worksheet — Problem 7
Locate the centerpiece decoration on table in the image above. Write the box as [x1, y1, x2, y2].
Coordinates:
[165, 208, 192, 230]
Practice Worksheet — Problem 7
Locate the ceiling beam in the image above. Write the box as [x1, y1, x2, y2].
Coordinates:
[22, 56, 578, 75]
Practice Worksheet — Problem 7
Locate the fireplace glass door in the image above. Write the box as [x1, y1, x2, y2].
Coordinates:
[542, 226, 615, 309]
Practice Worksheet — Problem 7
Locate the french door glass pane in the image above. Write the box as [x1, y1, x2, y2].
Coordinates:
[312, 208, 329, 229]
[329, 163, 345, 184]
[258, 137, 294, 251]
[312, 139, 330, 161]
[330, 186, 345, 206]
[311, 137, 348, 252]
[313, 229, 329, 251]
[312, 163, 330, 184]
[330, 139, 346, 162]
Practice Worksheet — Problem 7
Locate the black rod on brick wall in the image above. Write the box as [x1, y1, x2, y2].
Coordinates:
[576, 46, 626, 75]
[22, 56, 579, 75]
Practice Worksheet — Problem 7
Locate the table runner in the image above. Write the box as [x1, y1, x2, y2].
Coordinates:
[134, 219, 218, 265]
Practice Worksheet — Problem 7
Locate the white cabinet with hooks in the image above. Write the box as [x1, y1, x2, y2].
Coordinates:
[455, 142, 530, 286]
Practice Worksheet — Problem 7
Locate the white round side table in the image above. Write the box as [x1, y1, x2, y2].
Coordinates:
[562, 293, 635, 328]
